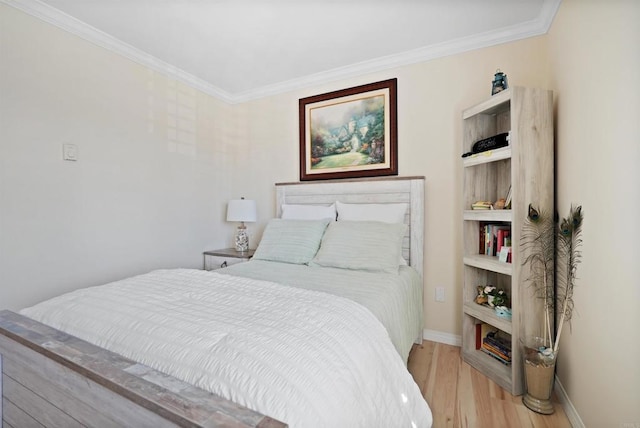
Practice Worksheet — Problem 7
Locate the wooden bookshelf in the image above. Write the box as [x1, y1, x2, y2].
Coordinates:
[461, 87, 554, 395]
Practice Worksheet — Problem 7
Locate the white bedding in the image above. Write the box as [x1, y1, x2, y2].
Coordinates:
[223, 260, 423, 363]
[21, 268, 432, 428]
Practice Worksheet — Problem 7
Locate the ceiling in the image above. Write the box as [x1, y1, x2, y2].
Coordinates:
[6, 0, 561, 103]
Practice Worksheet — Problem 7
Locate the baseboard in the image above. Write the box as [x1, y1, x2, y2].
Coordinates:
[555, 376, 584, 428]
[422, 329, 462, 347]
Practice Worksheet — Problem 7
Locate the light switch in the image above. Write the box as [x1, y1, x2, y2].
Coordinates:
[63, 143, 78, 161]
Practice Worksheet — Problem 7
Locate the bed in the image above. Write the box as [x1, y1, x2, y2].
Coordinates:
[0, 176, 431, 428]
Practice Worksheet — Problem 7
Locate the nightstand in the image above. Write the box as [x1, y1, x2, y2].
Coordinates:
[203, 248, 255, 271]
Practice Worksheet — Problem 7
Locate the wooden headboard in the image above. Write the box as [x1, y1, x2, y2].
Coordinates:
[275, 176, 425, 278]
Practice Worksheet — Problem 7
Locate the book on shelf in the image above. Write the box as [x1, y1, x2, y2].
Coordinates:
[496, 228, 508, 254]
[504, 185, 512, 209]
[476, 326, 512, 365]
[485, 225, 491, 256]
[475, 322, 496, 350]
[480, 347, 512, 365]
[482, 341, 511, 358]
[471, 201, 493, 210]
[481, 224, 511, 257]
[483, 331, 512, 357]
[482, 343, 511, 362]
[498, 246, 512, 263]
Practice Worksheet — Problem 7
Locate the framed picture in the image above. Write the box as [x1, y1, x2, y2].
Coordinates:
[299, 78, 397, 181]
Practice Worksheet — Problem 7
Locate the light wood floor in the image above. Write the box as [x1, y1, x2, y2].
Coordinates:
[408, 341, 572, 428]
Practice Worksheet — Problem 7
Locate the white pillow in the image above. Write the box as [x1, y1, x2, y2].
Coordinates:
[336, 201, 407, 224]
[281, 203, 336, 220]
[310, 221, 407, 274]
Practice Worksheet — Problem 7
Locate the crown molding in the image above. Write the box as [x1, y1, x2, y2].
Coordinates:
[234, 0, 561, 103]
[2, 0, 561, 104]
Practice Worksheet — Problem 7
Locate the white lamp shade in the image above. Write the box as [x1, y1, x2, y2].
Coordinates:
[226, 199, 257, 222]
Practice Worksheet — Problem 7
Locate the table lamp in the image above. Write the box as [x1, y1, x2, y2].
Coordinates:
[226, 197, 257, 252]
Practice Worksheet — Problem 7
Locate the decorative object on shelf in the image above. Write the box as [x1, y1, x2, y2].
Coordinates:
[494, 198, 506, 210]
[475, 285, 509, 308]
[520, 204, 584, 414]
[491, 69, 508, 95]
[491, 289, 508, 307]
[475, 286, 489, 305]
[462, 132, 510, 158]
[299, 79, 397, 181]
[477, 286, 488, 303]
[474, 132, 510, 154]
[226, 197, 257, 252]
[504, 185, 513, 209]
[495, 306, 512, 320]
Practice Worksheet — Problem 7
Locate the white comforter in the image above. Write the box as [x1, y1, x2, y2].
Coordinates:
[21, 269, 432, 428]
[223, 260, 423, 364]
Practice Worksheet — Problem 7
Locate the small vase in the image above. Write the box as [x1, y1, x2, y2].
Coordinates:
[487, 295, 495, 307]
[522, 336, 556, 415]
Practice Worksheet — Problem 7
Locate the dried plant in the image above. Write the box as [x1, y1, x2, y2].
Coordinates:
[521, 204, 584, 355]
[553, 205, 583, 354]
[521, 204, 556, 350]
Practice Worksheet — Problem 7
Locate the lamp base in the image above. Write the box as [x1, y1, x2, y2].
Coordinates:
[235, 225, 249, 252]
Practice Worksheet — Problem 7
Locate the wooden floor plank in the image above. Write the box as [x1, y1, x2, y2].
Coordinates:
[408, 341, 572, 428]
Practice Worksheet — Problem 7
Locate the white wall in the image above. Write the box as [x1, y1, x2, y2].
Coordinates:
[547, 0, 640, 425]
[0, 4, 237, 310]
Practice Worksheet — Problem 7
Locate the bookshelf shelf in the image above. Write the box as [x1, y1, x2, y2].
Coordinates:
[462, 87, 511, 119]
[463, 255, 512, 275]
[463, 302, 512, 334]
[463, 209, 512, 222]
[462, 146, 511, 167]
[463, 346, 513, 391]
[461, 87, 554, 396]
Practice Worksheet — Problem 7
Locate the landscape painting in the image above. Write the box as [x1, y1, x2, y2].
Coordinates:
[299, 79, 397, 181]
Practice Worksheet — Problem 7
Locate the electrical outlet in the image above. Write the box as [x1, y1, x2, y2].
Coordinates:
[435, 287, 445, 302]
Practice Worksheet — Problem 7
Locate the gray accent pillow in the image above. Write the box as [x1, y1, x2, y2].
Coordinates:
[310, 221, 407, 274]
[253, 218, 331, 265]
